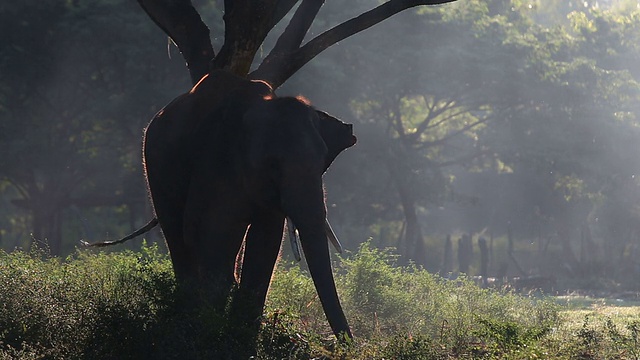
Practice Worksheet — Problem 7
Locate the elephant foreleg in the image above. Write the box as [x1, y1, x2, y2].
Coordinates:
[231, 212, 285, 329]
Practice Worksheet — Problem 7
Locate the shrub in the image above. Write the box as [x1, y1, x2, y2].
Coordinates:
[265, 241, 561, 358]
[0, 243, 175, 359]
[0, 240, 567, 359]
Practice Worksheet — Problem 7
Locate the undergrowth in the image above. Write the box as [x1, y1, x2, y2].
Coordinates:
[0, 241, 631, 359]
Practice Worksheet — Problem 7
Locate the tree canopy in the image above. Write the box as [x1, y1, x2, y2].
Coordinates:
[1, 0, 640, 287]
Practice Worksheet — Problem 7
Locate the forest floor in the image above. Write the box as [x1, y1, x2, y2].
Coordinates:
[547, 296, 640, 359]
[559, 294, 640, 332]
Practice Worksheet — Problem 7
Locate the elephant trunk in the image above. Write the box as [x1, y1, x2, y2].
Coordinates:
[282, 178, 352, 339]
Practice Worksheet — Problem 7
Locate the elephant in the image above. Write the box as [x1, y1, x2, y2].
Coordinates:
[142, 70, 275, 283]
[85, 70, 356, 340]
[185, 95, 356, 338]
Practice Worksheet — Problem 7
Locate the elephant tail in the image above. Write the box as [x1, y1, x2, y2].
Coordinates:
[80, 218, 159, 247]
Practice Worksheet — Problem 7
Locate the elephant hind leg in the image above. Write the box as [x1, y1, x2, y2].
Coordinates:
[157, 213, 194, 283]
[145, 173, 194, 282]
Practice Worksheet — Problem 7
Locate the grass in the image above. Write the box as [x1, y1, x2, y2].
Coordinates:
[0, 241, 637, 359]
[551, 301, 640, 359]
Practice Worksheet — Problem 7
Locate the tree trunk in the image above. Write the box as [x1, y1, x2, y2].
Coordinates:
[478, 237, 488, 286]
[556, 223, 578, 275]
[138, 0, 458, 88]
[458, 234, 472, 274]
[394, 172, 426, 266]
[440, 234, 453, 276]
[31, 200, 63, 255]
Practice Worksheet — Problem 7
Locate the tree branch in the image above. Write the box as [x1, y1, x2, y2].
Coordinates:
[410, 98, 457, 138]
[252, 0, 457, 87]
[136, 0, 215, 84]
[5, 177, 30, 201]
[418, 114, 494, 150]
[435, 149, 492, 168]
[265, 0, 325, 61]
[389, 98, 407, 138]
[270, 0, 302, 29]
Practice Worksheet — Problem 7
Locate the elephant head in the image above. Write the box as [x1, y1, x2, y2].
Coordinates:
[240, 97, 355, 338]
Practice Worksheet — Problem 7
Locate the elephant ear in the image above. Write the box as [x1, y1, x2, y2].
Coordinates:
[314, 110, 357, 172]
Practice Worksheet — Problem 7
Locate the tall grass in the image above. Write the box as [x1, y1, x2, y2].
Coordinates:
[0, 244, 175, 359]
[267, 242, 560, 359]
[0, 240, 623, 359]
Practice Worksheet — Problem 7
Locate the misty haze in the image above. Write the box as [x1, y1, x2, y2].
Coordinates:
[1, 0, 640, 358]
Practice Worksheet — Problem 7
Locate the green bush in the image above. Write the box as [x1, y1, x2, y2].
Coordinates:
[0, 241, 569, 359]
[266, 241, 562, 358]
[0, 243, 175, 359]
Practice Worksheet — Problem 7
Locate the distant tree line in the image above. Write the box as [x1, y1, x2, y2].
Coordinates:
[1, 0, 639, 287]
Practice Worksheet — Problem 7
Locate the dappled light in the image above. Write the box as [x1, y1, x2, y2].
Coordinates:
[2, 0, 640, 358]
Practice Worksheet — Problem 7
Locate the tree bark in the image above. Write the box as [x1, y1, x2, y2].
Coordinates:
[30, 199, 63, 255]
[137, 0, 216, 84]
[556, 222, 579, 275]
[391, 163, 426, 265]
[212, 1, 281, 76]
[458, 234, 472, 274]
[478, 237, 488, 286]
[440, 234, 453, 276]
[257, 0, 325, 74]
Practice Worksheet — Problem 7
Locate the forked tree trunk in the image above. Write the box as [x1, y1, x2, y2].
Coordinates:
[137, 0, 457, 87]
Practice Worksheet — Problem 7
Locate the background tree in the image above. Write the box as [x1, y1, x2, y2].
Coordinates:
[282, 0, 640, 280]
[0, 0, 189, 254]
[2, 0, 640, 291]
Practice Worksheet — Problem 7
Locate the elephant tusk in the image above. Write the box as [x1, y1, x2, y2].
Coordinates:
[286, 217, 302, 262]
[324, 219, 343, 254]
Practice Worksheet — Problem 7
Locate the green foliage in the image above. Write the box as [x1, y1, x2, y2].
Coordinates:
[0, 242, 565, 359]
[4, 1, 640, 356]
[381, 334, 442, 360]
[0, 0, 189, 253]
[551, 314, 640, 359]
[4, 0, 640, 289]
[265, 241, 562, 358]
[337, 242, 560, 356]
[0, 243, 175, 359]
[6, 242, 640, 358]
[2, 246, 182, 357]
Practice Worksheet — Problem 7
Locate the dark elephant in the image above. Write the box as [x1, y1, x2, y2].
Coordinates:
[143, 70, 274, 282]
[96, 70, 356, 339]
[183, 95, 355, 338]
